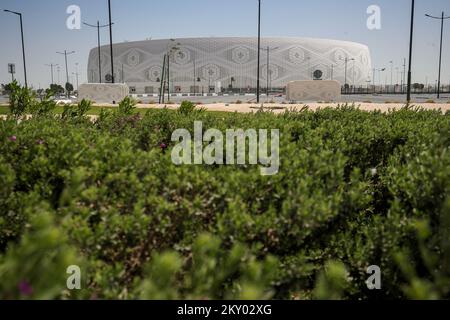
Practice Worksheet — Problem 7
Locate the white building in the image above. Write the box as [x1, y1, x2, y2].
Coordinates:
[87, 37, 372, 94]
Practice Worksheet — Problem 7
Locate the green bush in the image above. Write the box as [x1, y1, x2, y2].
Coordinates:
[8, 80, 36, 118]
[0, 85, 449, 299]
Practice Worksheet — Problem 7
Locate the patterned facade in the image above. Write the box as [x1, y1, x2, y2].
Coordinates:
[87, 37, 372, 94]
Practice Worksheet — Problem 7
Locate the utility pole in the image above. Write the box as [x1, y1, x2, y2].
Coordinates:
[72, 63, 79, 92]
[108, 0, 115, 83]
[45, 63, 59, 85]
[256, 0, 261, 103]
[389, 61, 394, 88]
[159, 54, 166, 104]
[57, 66, 61, 85]
[407, 0, 415, 104]
[83, 20, 113, 83]
[342, 57, 355, 94]
[4, 10, 28, 88]
[372, 68, 376, 92]
[56, 50, 75, 88]
[260, 46, 279, 101]
[403, 58, 406, 94]
[425, 11, 450, 99]
[193, 58, 196, 95]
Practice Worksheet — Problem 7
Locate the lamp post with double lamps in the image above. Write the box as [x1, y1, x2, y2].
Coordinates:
[425, 11, 450, 99]
[83, 21, 114, 83]
[56, 50, 75, 96]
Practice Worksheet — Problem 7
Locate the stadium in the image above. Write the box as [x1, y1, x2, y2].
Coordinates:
[87, 37, 372, 94]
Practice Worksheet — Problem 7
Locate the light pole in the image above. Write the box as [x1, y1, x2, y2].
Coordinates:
[159, 54, 167, 104]
[389, 61, 394, 88]
[56, 50, 75, 85]
[4, 10, 28, 88]
[352, 59, 356, 92]
[57, 66, 61, 86]
[260, 46, 279, 100]
[306, 57, 311, 80]
[425, 11, 450, 99]
[193, 58, 196, 95]
[72, 72, 79, 91]
[256, 0, 261, 103]
[341, 57, 355, 94]
[72, 63, 79, 92]
[407, 0, 415, 104]
[372, 68, 376, 92]
[56, 50, 75, 96]
[376, 68, 386, 93]
[108, 0, 115, 84]
[402, 58, 407, 94]
[45, 63, 59, 85]
[83, 21, 113, 83]
[166, 40, 180, 101]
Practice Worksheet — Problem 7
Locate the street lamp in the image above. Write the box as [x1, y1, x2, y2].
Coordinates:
[108, 0, 115, 83]
[57, 66, 61, 85]
[45, 63, 59, 85]
[425, 11, 450, 99]
[72, 63, 79, 92]
[166, 40, 180, 101]
[257, 0, 261, 103]
[83, 21, 114, 83]
[56, 50, 75, 95]
[159, 54, 167, 104]
[4, 9, 28, 88]
[341, 57, 355, 94]
[407, 0, 416, 104]
[389, 61, 394, 89]
[374, 68, 386, 93]
[260, 46, 279, 100]
[193, 58, 196, 95]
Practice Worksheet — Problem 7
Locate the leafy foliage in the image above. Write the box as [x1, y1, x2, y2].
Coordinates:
[0, 83, 449, 299]
[8, 80, 36, 118]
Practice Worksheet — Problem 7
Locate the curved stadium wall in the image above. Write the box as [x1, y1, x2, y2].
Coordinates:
[87, 37, 372, 94]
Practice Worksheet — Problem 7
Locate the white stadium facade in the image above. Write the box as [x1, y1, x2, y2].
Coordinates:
[87, 37, 372, 95]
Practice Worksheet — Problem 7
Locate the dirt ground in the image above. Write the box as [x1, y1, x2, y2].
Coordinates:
[131, 102, 450, 113]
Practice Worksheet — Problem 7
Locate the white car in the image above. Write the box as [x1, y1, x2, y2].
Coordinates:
[54, 98, 72, 105]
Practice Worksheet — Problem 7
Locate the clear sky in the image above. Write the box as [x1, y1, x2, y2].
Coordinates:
[1, 0, 450, 89]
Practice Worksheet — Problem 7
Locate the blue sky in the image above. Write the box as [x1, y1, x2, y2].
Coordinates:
[1, 0, 450, 88]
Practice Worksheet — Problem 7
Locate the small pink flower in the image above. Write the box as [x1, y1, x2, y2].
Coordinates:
[160, 143, 167, 150]
[36, 139, 44, 145]
[18, 281, 33, 296]
[9, 135, 17, 142]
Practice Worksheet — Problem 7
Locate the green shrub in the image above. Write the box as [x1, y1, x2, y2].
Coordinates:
[137, 233, 277, 300]
[118, 97, 137, 115]
[0, 84, 449, 299]
[178, 101, 196, 115]
[8, 80, 36, 118]
[0, 208, 82, 300]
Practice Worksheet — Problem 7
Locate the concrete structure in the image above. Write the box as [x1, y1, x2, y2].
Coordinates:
[286, 80, 341, 101]
[87, 37, 372, 94]
[78, 83, 129, 103]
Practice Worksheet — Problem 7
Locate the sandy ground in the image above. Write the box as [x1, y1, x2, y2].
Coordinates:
[132, 102, 450, 113]
[1, 102, 449, 115]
